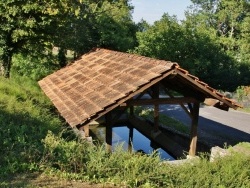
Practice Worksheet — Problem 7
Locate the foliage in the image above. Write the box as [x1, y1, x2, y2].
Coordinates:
[133, 1, 250, 91]
[11, 53, 58, 81]
[187, 0, 250, 89]
[0, 0, 137, 78]
[0, 74, 250, 187]
[234, 85, 250, 111]
[0, 0, 78, 77]
[39, 132, 250, 187]
[41, 131, 164, 187]
[94, 0, 137, 52]
[0, 75, 62, 175]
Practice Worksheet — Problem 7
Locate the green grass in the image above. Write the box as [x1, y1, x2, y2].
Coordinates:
[0, 75, 62, 176]
[0, 75, 250, 188]
[134, 106, 189, 134]
[239, 107, 250, 113]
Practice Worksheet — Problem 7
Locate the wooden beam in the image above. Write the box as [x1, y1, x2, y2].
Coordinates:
[78, 69, 176, 128]
[189, 102, 200, 156]
[79, 124, 89, 138]
[175, 69, 236, 109]
[105, 113, 112, 153]
[120, 97, 198, 106]
[161, 85, 192, 119]
[130, 106, 134, 116]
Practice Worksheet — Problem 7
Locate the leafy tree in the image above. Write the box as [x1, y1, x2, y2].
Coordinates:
[0, 0, 85, 78]
[187, 0, 250, 88]
[94, 0, 137, 52]
[133, 13, 246, 91]
[0, 0, 137, 78]
[133, 14, 184, 61]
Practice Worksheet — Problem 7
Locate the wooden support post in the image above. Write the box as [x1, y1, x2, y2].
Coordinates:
[130, 106, 134, 116]
[189, 102, 200, 157]
[105, 113, 112, 153]
[83, 124, 89, 137]
[79, 124, 89, 138]
[153, 84, 159, 132]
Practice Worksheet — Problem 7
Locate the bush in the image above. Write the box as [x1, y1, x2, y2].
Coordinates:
[11, 53, 58, 81]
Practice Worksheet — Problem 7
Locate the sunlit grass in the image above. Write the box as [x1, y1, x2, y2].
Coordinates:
[0, 75, 249, 187]
[134, 106, 189, 134]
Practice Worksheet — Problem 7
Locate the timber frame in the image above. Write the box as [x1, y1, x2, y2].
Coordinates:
[39, 48, 242, 157]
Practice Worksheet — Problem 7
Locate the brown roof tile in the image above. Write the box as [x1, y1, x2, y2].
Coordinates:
[39, 48, 241, 127]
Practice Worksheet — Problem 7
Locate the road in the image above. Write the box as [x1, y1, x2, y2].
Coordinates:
[159, 104, 250, 147]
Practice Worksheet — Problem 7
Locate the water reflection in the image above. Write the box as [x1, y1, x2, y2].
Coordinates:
[92, 126, 174, 160]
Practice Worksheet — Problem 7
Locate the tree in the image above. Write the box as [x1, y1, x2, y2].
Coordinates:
[186, 0, 250, 89]
[54, 0, 137, 57]
[0, 0, 137, 78]
[133, 13, 246, 91]
[0, 0, 84, 78]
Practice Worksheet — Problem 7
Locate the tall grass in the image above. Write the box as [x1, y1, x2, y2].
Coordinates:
[41, 131, 250, 187]
[0, 75, 62, 175]
[0, 75, 249, 187]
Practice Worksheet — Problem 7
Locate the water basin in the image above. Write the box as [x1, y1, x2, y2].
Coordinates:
[92, 125, 175, 160]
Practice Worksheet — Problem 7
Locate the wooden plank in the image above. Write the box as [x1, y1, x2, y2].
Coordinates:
[161, 85, 192, 119]
[175, 69, 236, 109]
[188, 102, 200, 156]
[121, 97, 198, 106]
[79, 124, 90, 137]
[128, 126, 134, 153]
[83, 124, 90, 137]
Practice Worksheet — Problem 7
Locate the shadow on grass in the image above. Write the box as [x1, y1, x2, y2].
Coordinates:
[0, 108, 62, 178]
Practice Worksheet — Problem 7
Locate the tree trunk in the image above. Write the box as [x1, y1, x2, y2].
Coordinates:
[1, 53, 12, 78]
[1, 30, 14, 78]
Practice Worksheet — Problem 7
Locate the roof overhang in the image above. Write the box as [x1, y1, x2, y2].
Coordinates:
[38, 48, 242, 128]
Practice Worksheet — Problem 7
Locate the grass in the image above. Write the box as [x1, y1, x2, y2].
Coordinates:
[0, 75, 250, 187]
[0, 75, 62, 176]
[134, 106, 189, 134]
[239, 107, 250, 113]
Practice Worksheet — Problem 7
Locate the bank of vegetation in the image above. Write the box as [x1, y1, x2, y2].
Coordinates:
[0, 74, 249, 187]
[1, 0, 250, 187]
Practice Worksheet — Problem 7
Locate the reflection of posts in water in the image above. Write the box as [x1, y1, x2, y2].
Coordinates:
[153, 84, 159, 132]
[128, 106, 134, 152]
[128, 126, 134, 153]
[150, 140, 159, 150]
[105, 113, 112, 153]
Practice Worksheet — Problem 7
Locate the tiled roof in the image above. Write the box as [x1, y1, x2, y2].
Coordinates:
[39, 48, 241, 127]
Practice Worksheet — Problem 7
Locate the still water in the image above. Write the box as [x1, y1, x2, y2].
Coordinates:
[92, 126, 175, 160]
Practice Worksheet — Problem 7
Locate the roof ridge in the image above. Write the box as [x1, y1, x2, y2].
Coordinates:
[91, 48, 179, 69]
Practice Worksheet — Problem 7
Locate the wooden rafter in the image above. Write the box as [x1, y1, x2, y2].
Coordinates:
[120, 97, 198, 106]
[175, 69, 237, 109]
[160, 85, 193, 119]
